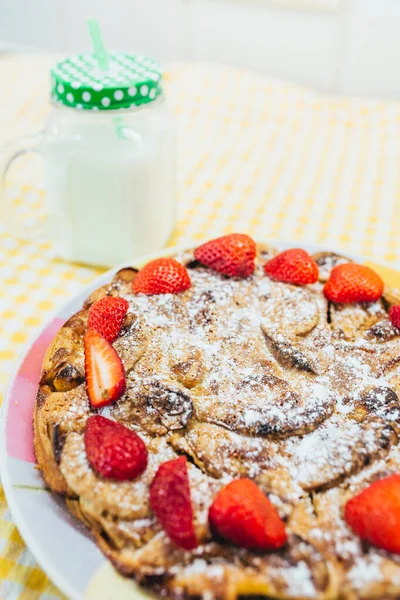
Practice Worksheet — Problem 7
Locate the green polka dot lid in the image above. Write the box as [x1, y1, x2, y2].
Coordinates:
[51, 53, 163, 111]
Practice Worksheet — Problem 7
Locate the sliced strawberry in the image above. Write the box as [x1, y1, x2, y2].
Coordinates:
[209, 479, 287, 551]
[324, 263, 384, 303]
[133, 258, 191, 295]
[87, 296, 129, 342]
[150, 456, 197, 551]
[85, 415, 148, 481]
[389, 305, 400, 330]
[194, 233, 256, 278]
[264, 248, 318, 285]
[345, 475, 400, 554]
[84, 328, 126, 408]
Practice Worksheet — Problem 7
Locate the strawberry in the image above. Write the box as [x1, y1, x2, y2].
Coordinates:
[324, 263, 383, 304]
[344, 475, 400, 554]
[84, 415, 148, 481]
[264, 248, 318, 285]
[389, 305, 400, 330]
[132, 258, 191, 295]
[87, 296, 129, 342]
[208, 479, 287, 551]
[150, 456, 197, 550]
[84, 328, 126, 408]
[194, 233, 256, 278]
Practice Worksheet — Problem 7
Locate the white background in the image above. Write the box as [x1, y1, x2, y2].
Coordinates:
[1, 0, 400, 98]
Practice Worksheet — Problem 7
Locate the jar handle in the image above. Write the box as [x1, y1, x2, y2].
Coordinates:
[0, 132, 44, 239]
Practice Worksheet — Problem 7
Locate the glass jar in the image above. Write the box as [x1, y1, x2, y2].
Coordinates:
[0, 53, 176, 267]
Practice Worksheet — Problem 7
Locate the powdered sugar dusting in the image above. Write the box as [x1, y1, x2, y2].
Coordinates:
[348, 554, 384, 589]
[51, 249, 400, 598]
[283, 561, 317, 597]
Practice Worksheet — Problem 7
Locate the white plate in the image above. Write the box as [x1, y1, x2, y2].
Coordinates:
[0, 241, 381, 599]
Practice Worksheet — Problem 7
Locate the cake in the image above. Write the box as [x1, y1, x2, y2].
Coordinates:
[34, 234, 400, 599]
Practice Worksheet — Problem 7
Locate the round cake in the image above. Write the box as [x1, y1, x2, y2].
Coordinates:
[34, 236, 400, 599]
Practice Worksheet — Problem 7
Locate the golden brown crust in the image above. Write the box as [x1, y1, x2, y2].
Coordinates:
[34, 268, 137, 495]
[34, 249, 400, 600]
[34, 401, 69, 495]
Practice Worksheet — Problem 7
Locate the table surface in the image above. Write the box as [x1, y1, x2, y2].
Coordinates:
[1, 54, 400, 599]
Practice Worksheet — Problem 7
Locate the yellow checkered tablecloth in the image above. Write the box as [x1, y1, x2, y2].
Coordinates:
[1, 54, 400, 598]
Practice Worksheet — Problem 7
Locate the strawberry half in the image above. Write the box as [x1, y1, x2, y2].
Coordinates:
[264, 248, 318, 285]
[194, 233, 256, 278]
[85, 415, 148, 481]
[389, 305, 400, 330]
[345, 475, 400, 554]
[84, 328, 126, 408]
[324, 263, 383, 304]
[132, 258, 191, 295]
[208, 479, 287, 551]
[87, 296, 129, 342]
[150, 456, 197, 551]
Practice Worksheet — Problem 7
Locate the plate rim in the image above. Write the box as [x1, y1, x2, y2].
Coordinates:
[0, 240, 379, 599]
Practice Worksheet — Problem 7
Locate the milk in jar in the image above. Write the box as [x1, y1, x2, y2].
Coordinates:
[0, 53, 177, 267]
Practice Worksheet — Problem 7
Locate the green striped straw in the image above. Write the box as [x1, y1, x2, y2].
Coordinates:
[87, 19, 109, 71]
[87, 19, 125, 139]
